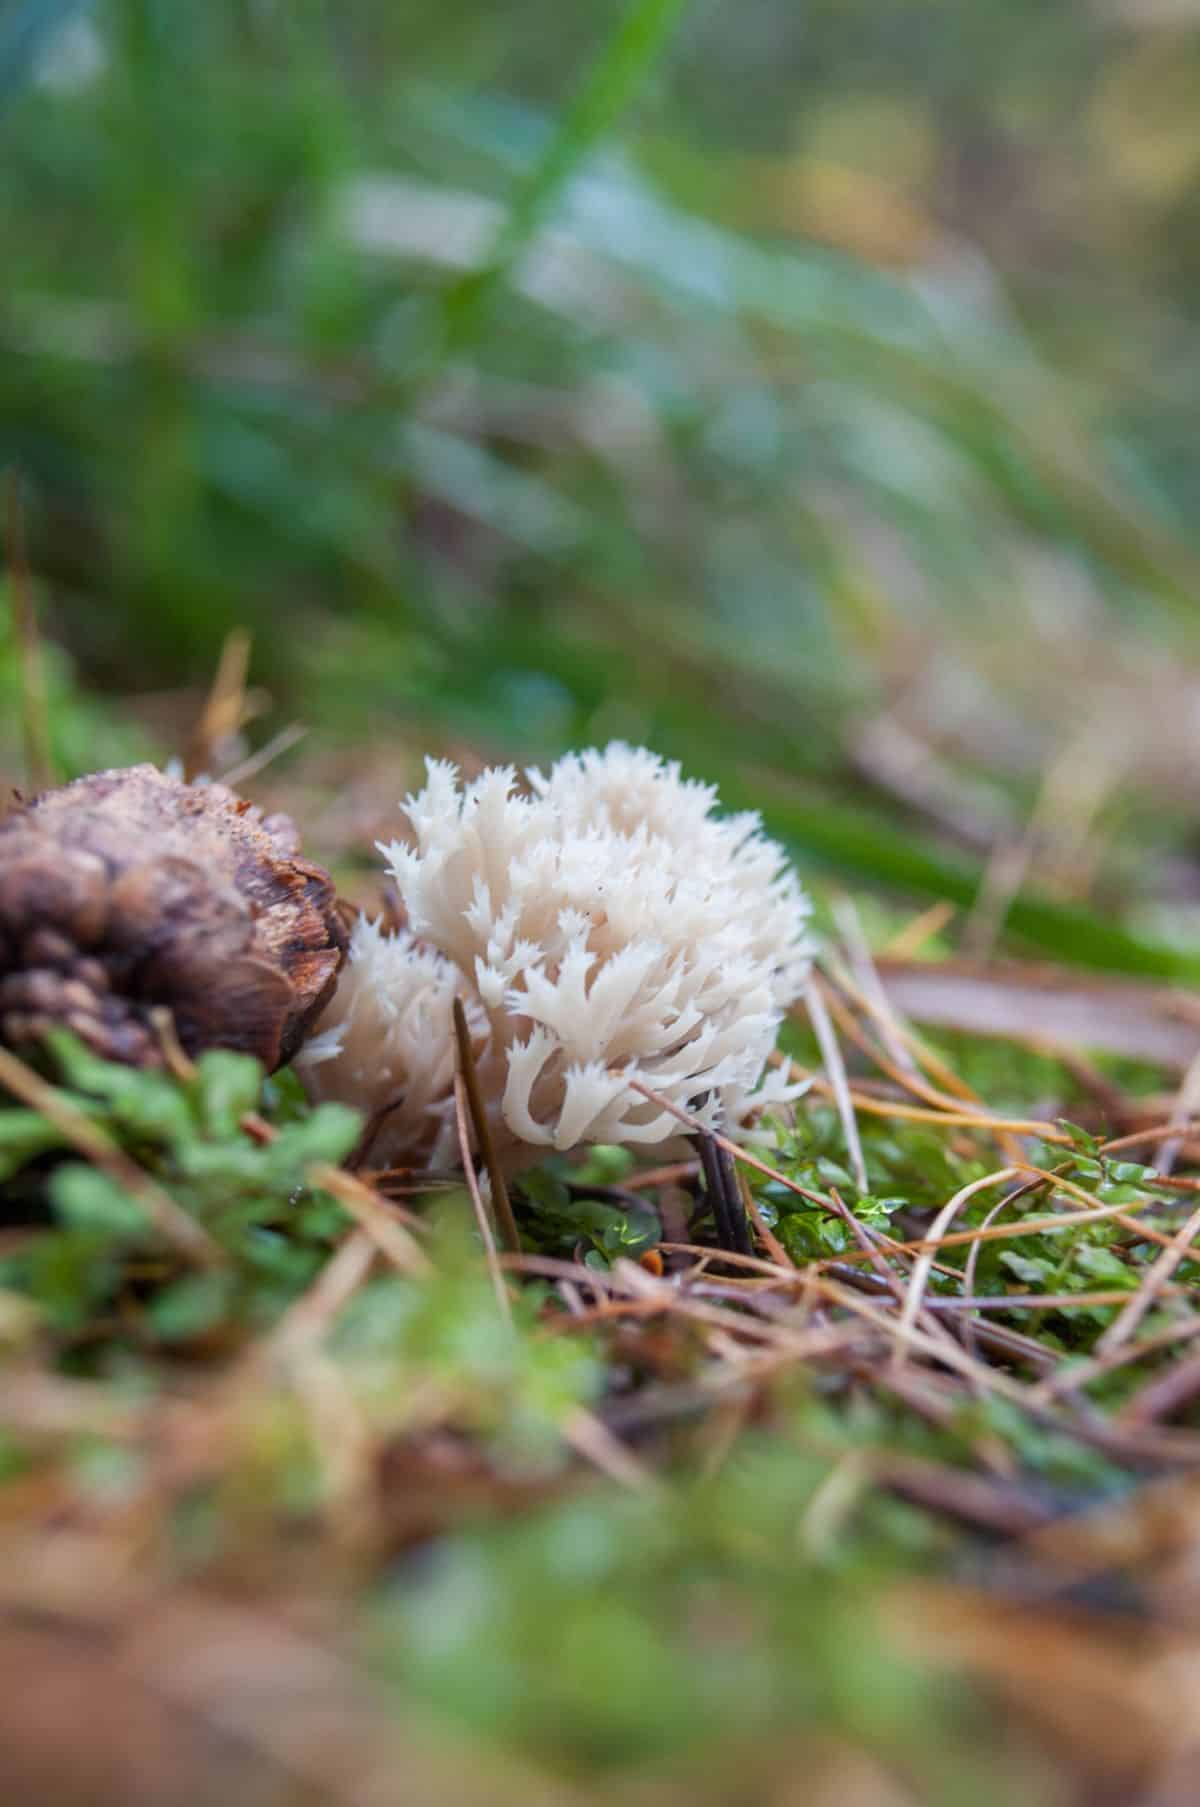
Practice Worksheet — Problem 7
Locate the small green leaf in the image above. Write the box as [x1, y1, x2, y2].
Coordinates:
[1058, 1120, 1099, 1155]
[0, 1109, 65, 1177]
[571, 1144, 636, 1186]
[176, 1140, 269, 1184]
[18, 1230, 119, 1330]
[999, 1252, 1054, 1286]
[1106, 1161, 1157, 1186]
[265, 1105, 362, 1181]
[1095, 1182, 1146, 1205]
[191, 1051, 264, 1140]
[70, 1438, 143, 1504]
[149, 1271, 236, 1341]
[1072, 1245, 1135, 1286]
[51, 1164, 149, 1236]
[521, 1169, 573, 1213]
[45, 1032, 193, 1145]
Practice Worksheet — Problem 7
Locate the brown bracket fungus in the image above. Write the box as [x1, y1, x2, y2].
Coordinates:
[0, 764, 347, 1071]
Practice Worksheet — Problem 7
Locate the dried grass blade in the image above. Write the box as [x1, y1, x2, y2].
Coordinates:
[562, 1406, 660, 1494]
[308, 1162, 429, 1276]
[895, 1168, 1022, 1361]
[1095, 1197, 1200, 1357]
[804, 973, 868, 1193]
[266, 1229, 376, 1362]
[454, 1072, 512, 1323]
[798, 1072, 1068, 1142]
[4, 470, 55, 792]
[185, 627, 253, 780]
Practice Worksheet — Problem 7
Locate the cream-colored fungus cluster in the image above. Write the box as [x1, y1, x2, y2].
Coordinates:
[299, 744, 812, 1169]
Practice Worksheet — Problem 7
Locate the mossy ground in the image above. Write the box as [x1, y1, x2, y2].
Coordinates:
[3, 896, 1199, 1803]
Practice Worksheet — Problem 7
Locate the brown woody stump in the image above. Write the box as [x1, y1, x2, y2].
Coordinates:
[0, 764, 347, 1071]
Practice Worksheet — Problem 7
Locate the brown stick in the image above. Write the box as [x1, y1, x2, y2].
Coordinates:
[452, 997, 520, 1253]
[453, 1072, 512, 1321]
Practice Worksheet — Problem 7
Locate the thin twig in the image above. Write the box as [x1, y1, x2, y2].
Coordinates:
[453, 1073, 512, 1323]
[452, 997, 520, 1253]
[817, 975, 959, 1115]
[1029, 1312, 1200, 1407]
[563, 1402, 665, 1488]
[1119, 1347, 1200, 1427]
[308, 1163, 430, 1276]
[804, 1271, 1034, 1403]
[797, 1070, 1069, 1142]
[621, 1160, 698, 1191]
[1095, 1198, 1200, 1356]
[928, 1288, 1184, 1313]
[825, 1180, 973, 1378]
[619, 1243, 1059, 1371]
[893, 1187, 1156, 1257]
[826, 1185, 906, 1303]
[562, 1406, 661, 1494]
[960, 1178, 1046, 1357]
[620, 1075, 1138, 1266]
[1101, 1121, 1200, 1155]
[737, 1168, 792, 1268]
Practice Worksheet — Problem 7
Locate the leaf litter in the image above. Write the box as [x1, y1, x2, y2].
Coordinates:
[2, 872, 1200, 1803]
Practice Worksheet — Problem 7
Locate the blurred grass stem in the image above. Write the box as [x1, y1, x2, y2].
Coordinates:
[4, 471, 55, 793]
[435, 0, 690, 358]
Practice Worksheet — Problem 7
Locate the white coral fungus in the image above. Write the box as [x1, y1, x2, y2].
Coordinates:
[383, 745, 812, 1152]
[296, 914, 493, 1169]
[304, 744, 813, 1166]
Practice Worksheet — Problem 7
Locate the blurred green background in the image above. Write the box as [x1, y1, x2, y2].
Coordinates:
[4, 0, 1200, 971]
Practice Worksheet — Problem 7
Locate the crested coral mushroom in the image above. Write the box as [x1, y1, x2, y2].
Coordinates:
[296, 912, 499, 1170]
[305, 743, 811, 1168]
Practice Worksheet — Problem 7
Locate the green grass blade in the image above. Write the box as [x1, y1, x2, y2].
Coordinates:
[730, 777, 1200, 984]
[434, 0, 690, 357]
